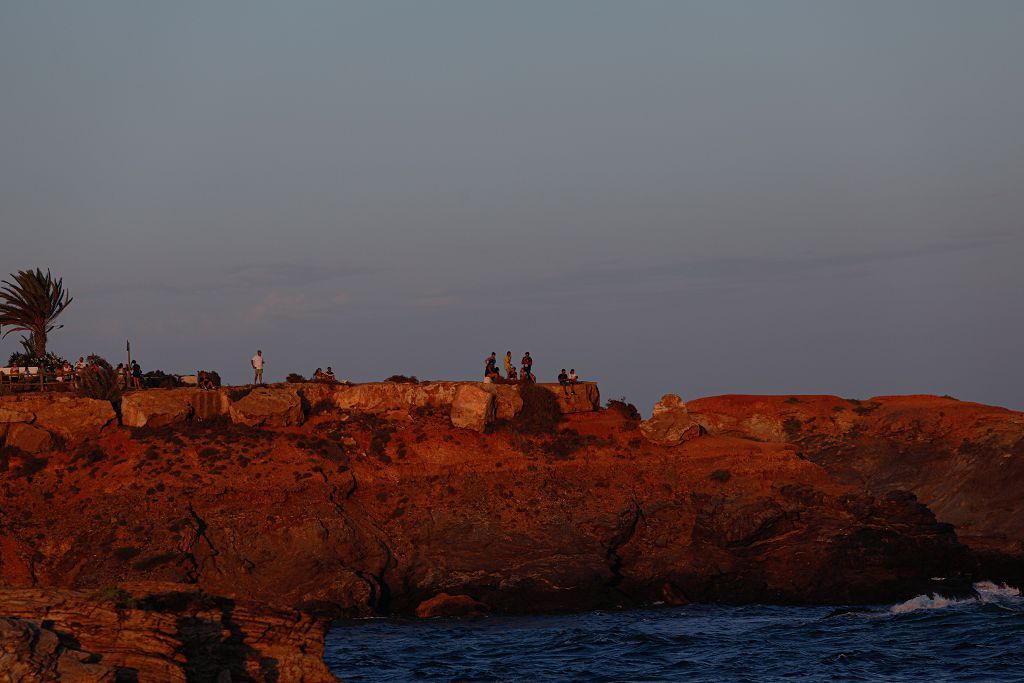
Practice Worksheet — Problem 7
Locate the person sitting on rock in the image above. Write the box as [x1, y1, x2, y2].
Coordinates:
[507, 366, 518, 382]
[198, 371, 216, 390]
[558, 369, 570, 395]
[313, 367, 326, 381]
[325, 367, 337, 382]
[568, 368, 578, 395]
[484, 365, 502, 384]
[521, 352, 533, 382]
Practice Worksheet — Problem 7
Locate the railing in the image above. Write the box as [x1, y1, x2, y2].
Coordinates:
[0, 367, 78, 394]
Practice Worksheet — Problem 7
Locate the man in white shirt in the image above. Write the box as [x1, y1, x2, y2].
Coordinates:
[251, 350, 264, 385]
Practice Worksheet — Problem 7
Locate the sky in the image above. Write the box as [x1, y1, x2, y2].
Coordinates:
[1, 1, 1022, 413]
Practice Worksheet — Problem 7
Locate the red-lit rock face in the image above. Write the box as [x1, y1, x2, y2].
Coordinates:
[1, 389, 1019, 680]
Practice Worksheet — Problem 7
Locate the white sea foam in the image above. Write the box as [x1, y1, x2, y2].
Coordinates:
[974, 581, 1021, 602]
[889, 581, 1021, 614]
[889, 594, 966, 614]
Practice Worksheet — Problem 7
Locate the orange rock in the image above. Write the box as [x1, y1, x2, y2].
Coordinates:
[415, 593, 489, 618]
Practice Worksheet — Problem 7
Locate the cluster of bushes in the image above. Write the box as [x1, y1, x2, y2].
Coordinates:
[385, 374, 419, 384]
[142, 370, 181, 389]
[606, 397, 641, 422]
[6, 350, 68, 370]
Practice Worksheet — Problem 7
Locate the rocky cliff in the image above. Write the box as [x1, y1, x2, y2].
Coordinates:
[0, 386, 1020, 680]
[686, 395, 1024, 552]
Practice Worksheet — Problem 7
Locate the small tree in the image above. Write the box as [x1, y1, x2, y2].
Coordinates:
[0, 269, 73, 360]
[80, 355, 121, 403]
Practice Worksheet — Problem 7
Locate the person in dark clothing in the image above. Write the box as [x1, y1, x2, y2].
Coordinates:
[521, 352, 533, 382]
[558, 369, 570, 395]
[484, 352, 498, 378]
[131, 360, 143, 390]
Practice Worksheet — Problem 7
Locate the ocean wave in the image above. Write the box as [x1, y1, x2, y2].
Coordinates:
[890, 581, 1021, 614]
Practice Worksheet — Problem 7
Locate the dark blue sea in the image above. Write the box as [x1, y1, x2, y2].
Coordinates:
[325, 582, 1022, 682]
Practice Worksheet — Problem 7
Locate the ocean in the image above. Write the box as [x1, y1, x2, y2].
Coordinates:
[325, 582, 1022, 682]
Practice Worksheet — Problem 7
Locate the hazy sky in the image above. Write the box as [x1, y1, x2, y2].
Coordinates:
[2, 1, 1022, 413]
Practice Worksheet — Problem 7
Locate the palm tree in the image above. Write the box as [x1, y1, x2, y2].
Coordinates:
[0, 268, 73, 360]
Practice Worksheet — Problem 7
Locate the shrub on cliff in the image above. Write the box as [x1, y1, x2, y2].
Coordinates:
[79, 355, 121, 404]
[385, 374, 419, 384]
[542, 429, 585, 460]
[6, 350, 68, 371]
[286, 373, 307, 383]
[514, 383, 562, 435]
[606, 397, 641, 423]
[143, 370, 182, 389]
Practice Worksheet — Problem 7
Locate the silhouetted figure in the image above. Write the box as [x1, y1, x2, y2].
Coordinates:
[521, 352, 534, 382]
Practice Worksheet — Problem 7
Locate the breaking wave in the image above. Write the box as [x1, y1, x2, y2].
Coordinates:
[890, 581, 1022, 614]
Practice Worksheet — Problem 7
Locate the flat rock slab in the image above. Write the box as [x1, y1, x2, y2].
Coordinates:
[229, 387, 303, 428]
[122, 390, 194, 429]
[32, 397, 116, 443]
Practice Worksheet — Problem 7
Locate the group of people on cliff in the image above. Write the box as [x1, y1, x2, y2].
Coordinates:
[483, 351, 580, 394]
[484, 351, 532, 384]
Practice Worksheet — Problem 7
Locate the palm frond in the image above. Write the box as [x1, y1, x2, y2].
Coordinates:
[0, 268, 73, 356]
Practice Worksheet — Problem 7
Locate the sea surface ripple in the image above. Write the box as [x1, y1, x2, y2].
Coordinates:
[325, 582, 1022, 682]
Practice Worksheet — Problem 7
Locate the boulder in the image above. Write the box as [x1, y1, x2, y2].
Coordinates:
[415, 593, 489, 618]
[640, 394, 706, 446]
[33, 398, 116, 443]
[539, 382, 601, 414]
[229, 388, 303, 428]
[450, 385, 496, 432]
[481, 384, 524, 421]
[121, 391, 193, 429]
[3, 423, 53, 453]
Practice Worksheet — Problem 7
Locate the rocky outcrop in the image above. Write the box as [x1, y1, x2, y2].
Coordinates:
[415, 593, 489, 618]
[33, 397, 117, 443]
[640, 394, 706, 446]
[0, 587, 337, 682]
[450, 384, 496, 432]
[122, 389, 193, 428]
[229, 387, 304, 428]
[686, 394, 1024, 553]
[3, 390, 1020, 675]
[2, 422, 53, 453]
[0, 616, 112, 681]
[0, 395, 115, 450]
[543, 382, 601, 413]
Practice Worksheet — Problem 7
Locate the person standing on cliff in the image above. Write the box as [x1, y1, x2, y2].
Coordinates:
[484, 352, 497, 378]
[521, 352, 533, 382]
[504, 351, 513, 377]
[252, 350, 264, 385]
